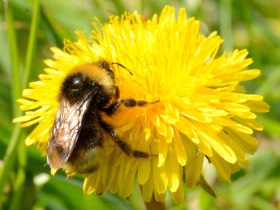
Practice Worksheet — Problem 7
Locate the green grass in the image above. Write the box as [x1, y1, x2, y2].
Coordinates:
[1, 0, 280, 209]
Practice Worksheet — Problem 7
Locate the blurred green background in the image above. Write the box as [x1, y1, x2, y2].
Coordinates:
[1, 0, 280, 209]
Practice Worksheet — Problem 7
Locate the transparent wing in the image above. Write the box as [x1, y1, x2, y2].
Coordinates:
[47, 94, 92, 170]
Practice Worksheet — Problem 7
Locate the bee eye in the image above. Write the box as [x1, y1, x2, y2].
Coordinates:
[71, 76, 83, 91]
[62, 74, 85, 95]
[72, 76, 82, 86]
[61, 72, 95, 102]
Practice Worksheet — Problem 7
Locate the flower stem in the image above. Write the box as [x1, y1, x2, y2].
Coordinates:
[0, 0, 22, 200]
[24, 0, 40, 88]
[220, 0, 233, 51]
[4, 0, 21, 117]
[0, 0, 39, 202]
[0, 124, 21, 198]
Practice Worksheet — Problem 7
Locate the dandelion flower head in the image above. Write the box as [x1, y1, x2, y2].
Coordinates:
[14, 6, 269, 203]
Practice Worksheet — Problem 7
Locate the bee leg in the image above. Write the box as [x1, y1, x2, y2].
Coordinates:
[119, 98, 160, 107]
[100, 120, 150, 158]
[103, 90, 159, 115]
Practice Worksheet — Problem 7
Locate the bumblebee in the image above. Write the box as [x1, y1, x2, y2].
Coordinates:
[47, 60, 156, 175]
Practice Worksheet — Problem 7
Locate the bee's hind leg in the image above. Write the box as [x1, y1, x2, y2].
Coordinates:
[99, 120, 150, 158]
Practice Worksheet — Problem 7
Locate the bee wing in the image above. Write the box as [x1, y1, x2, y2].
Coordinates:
[47, 94, 92, 170]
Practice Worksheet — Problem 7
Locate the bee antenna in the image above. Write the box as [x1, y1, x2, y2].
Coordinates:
[111, 62, 133, 76]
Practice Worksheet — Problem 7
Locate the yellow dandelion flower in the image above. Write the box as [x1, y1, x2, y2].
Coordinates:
[14, 6, 269, 203]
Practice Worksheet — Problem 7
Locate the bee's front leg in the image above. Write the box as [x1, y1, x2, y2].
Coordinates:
[103, 87, 159, 115]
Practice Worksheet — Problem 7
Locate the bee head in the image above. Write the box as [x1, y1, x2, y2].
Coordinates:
[61, 72, 99, 104]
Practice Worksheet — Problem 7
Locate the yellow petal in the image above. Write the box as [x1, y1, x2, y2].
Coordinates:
[154, 192, 166, 202]
[175, 117, 199, 144]
[174, 130, 187, 166]
[244, 100, 270, 113]
[119, 163, 137, 197]
[138, 159, 150, 185]
[153, 159, 168, 193]
[225, 128, 259, 154]
[197, 128, 237, 163]
[185, 153, 203, 187]
[142, 175, 154, 202]
[170, 182, 184, 204]
[210, 155, 232, 182]
[167, 152, 181, 192]
[157, 138, 168, 167]
[83, 175, 96, 194]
